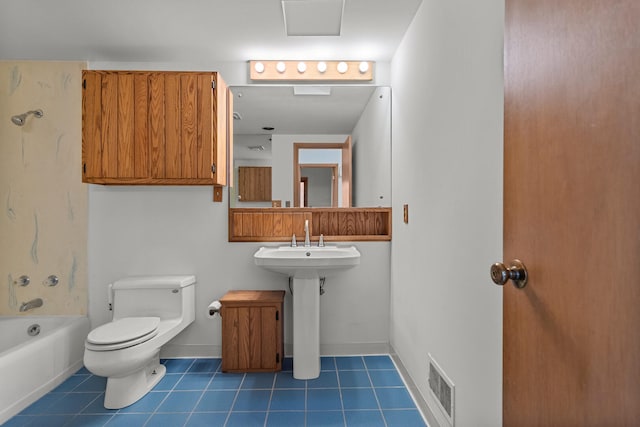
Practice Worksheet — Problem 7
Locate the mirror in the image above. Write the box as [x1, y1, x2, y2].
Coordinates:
[230, 85, 391, 208]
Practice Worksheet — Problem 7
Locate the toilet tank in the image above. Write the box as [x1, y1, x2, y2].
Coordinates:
[111, 275, 196, 322]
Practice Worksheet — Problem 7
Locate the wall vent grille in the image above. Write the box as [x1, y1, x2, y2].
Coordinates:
[428, 353, 455, 427]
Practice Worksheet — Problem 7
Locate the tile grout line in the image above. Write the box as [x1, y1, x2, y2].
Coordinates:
[363, 356, 390, 427]
[8, 355, 427, 427]
[264, 372, 277, 427]
[141, 358, 194, 427]
[223, 369, 246, 427]
[181, 359, 218, 427]
[333, 356, 348, 427]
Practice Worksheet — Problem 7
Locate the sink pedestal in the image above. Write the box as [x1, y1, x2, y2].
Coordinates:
[253, 245, 361, 381]
[292, 276, 320, 379]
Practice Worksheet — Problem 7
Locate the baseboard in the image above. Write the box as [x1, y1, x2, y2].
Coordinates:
[161, 342, 392, 359]
[390, 346, 442, 427]
[160, 344, 221, 359]
[318, 342, 391, 356]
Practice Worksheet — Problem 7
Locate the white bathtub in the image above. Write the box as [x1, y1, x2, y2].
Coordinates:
[0, 316, 90, 424]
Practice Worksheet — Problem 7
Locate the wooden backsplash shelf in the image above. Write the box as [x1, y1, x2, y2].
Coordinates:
[229, 208, 391, 242]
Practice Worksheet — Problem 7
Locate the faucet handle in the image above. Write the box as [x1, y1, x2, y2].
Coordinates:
[291, 234, 297, 247]
[319, 234, 325, 247]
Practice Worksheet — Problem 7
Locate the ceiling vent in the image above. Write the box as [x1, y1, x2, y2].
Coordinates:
[294, 86, 332, 96]
[282, 0, 344, 36]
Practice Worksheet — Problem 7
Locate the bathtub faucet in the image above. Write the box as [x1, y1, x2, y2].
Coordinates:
[19, 298, 43, 312]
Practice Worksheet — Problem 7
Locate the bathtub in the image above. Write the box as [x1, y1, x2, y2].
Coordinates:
[0, 316, 90, 424]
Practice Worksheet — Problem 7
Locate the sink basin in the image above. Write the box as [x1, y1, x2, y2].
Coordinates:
[254, 244, 361, 380]
[254, 245, 360, 277]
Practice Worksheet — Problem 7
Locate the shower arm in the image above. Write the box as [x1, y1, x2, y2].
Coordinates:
[11, 109, 44, 126]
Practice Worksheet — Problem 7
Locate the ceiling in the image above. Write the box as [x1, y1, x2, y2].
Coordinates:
[0, 0, 422, 63]
[1, 0, 420, 157]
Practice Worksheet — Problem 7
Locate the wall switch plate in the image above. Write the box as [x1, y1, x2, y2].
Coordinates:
[213, 186, 223, 202]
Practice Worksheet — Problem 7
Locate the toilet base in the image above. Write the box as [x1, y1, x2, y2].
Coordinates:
[104, 353, 165, 409]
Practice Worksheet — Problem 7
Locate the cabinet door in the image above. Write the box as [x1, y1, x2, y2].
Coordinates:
[83, 70, 229, 185]
[222, 305, 280, 371]
[82, 71, 149, 180]
[238, 166, 272, 202]
[149, 72, 228, 184]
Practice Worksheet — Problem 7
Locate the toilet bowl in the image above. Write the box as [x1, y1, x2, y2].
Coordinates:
[83, 275, 196, 409]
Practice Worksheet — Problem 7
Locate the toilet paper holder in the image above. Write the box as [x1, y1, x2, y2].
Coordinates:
[208, 300, 222, 317]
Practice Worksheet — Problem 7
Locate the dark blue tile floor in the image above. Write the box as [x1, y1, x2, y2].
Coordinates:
[4, 355, 427, 427]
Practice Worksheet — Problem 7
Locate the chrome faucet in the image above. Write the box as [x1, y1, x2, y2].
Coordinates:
[304, 220, 311, 247]
[19, 298, 43, 312]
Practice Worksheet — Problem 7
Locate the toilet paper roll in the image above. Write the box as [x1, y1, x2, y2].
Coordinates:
[207, 300, 222, 318]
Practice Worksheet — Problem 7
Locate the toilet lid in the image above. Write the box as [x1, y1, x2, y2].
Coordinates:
[87, 317, 160, 346]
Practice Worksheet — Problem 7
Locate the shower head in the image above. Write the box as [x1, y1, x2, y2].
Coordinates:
[11, 109, 44, 126]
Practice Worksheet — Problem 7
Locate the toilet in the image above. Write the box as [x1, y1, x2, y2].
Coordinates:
[84, 275, 196, 409]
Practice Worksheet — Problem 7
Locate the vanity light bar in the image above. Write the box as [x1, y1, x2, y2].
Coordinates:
[249, 60, 373, 81]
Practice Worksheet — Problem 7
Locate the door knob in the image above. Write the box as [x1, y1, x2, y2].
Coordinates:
[490, 259, 528, 288]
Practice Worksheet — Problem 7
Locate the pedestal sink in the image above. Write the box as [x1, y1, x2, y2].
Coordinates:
[254, 245, 360, 379]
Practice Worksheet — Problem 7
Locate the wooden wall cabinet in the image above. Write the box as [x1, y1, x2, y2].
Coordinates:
[220, 290, 285, 373]
[82, 70, 230, 185]
[238, 166, 272, 202]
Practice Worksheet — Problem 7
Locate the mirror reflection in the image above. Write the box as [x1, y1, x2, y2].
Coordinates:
[230, 85, 391, 208]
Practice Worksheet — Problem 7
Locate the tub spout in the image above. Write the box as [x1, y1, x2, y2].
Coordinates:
[19, 298, 43, 312]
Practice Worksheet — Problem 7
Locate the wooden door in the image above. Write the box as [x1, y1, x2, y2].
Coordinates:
[503, 1, 640, 425]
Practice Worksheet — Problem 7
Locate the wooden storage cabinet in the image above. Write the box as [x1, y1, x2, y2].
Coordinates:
[238, 166, 272, 202]
[82, 70, 230, 185]
[220, 290, 285, 373]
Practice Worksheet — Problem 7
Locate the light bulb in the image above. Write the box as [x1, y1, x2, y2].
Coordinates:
[317, 61, 327, 73]
[337, 61, 348, 74]
[358, 62, 369, 73]
[276, 61, 286, 73]
[297, 62, 307, 73]
[254, 62, 265, 73]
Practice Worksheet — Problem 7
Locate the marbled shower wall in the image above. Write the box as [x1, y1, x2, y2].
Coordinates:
[0, 61, 87, 315]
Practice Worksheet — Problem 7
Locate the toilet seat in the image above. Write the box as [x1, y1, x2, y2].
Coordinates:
[86, 317, 160, 351]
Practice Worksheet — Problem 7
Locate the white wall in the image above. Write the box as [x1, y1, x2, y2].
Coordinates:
[352, 86, 392, 207]
[301, 167, 333, 207]
[88, 186, 391, 357]
[390, 1, 504, 426]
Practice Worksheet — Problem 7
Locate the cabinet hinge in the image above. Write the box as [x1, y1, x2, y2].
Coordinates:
[276, 311, 279, 321]
[276, 353, 280, 364]
[211, 164, 216, 174]
[82, 79, 86, 89]
[83, 163, 86, 174]
[211, 81, 216, 90]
